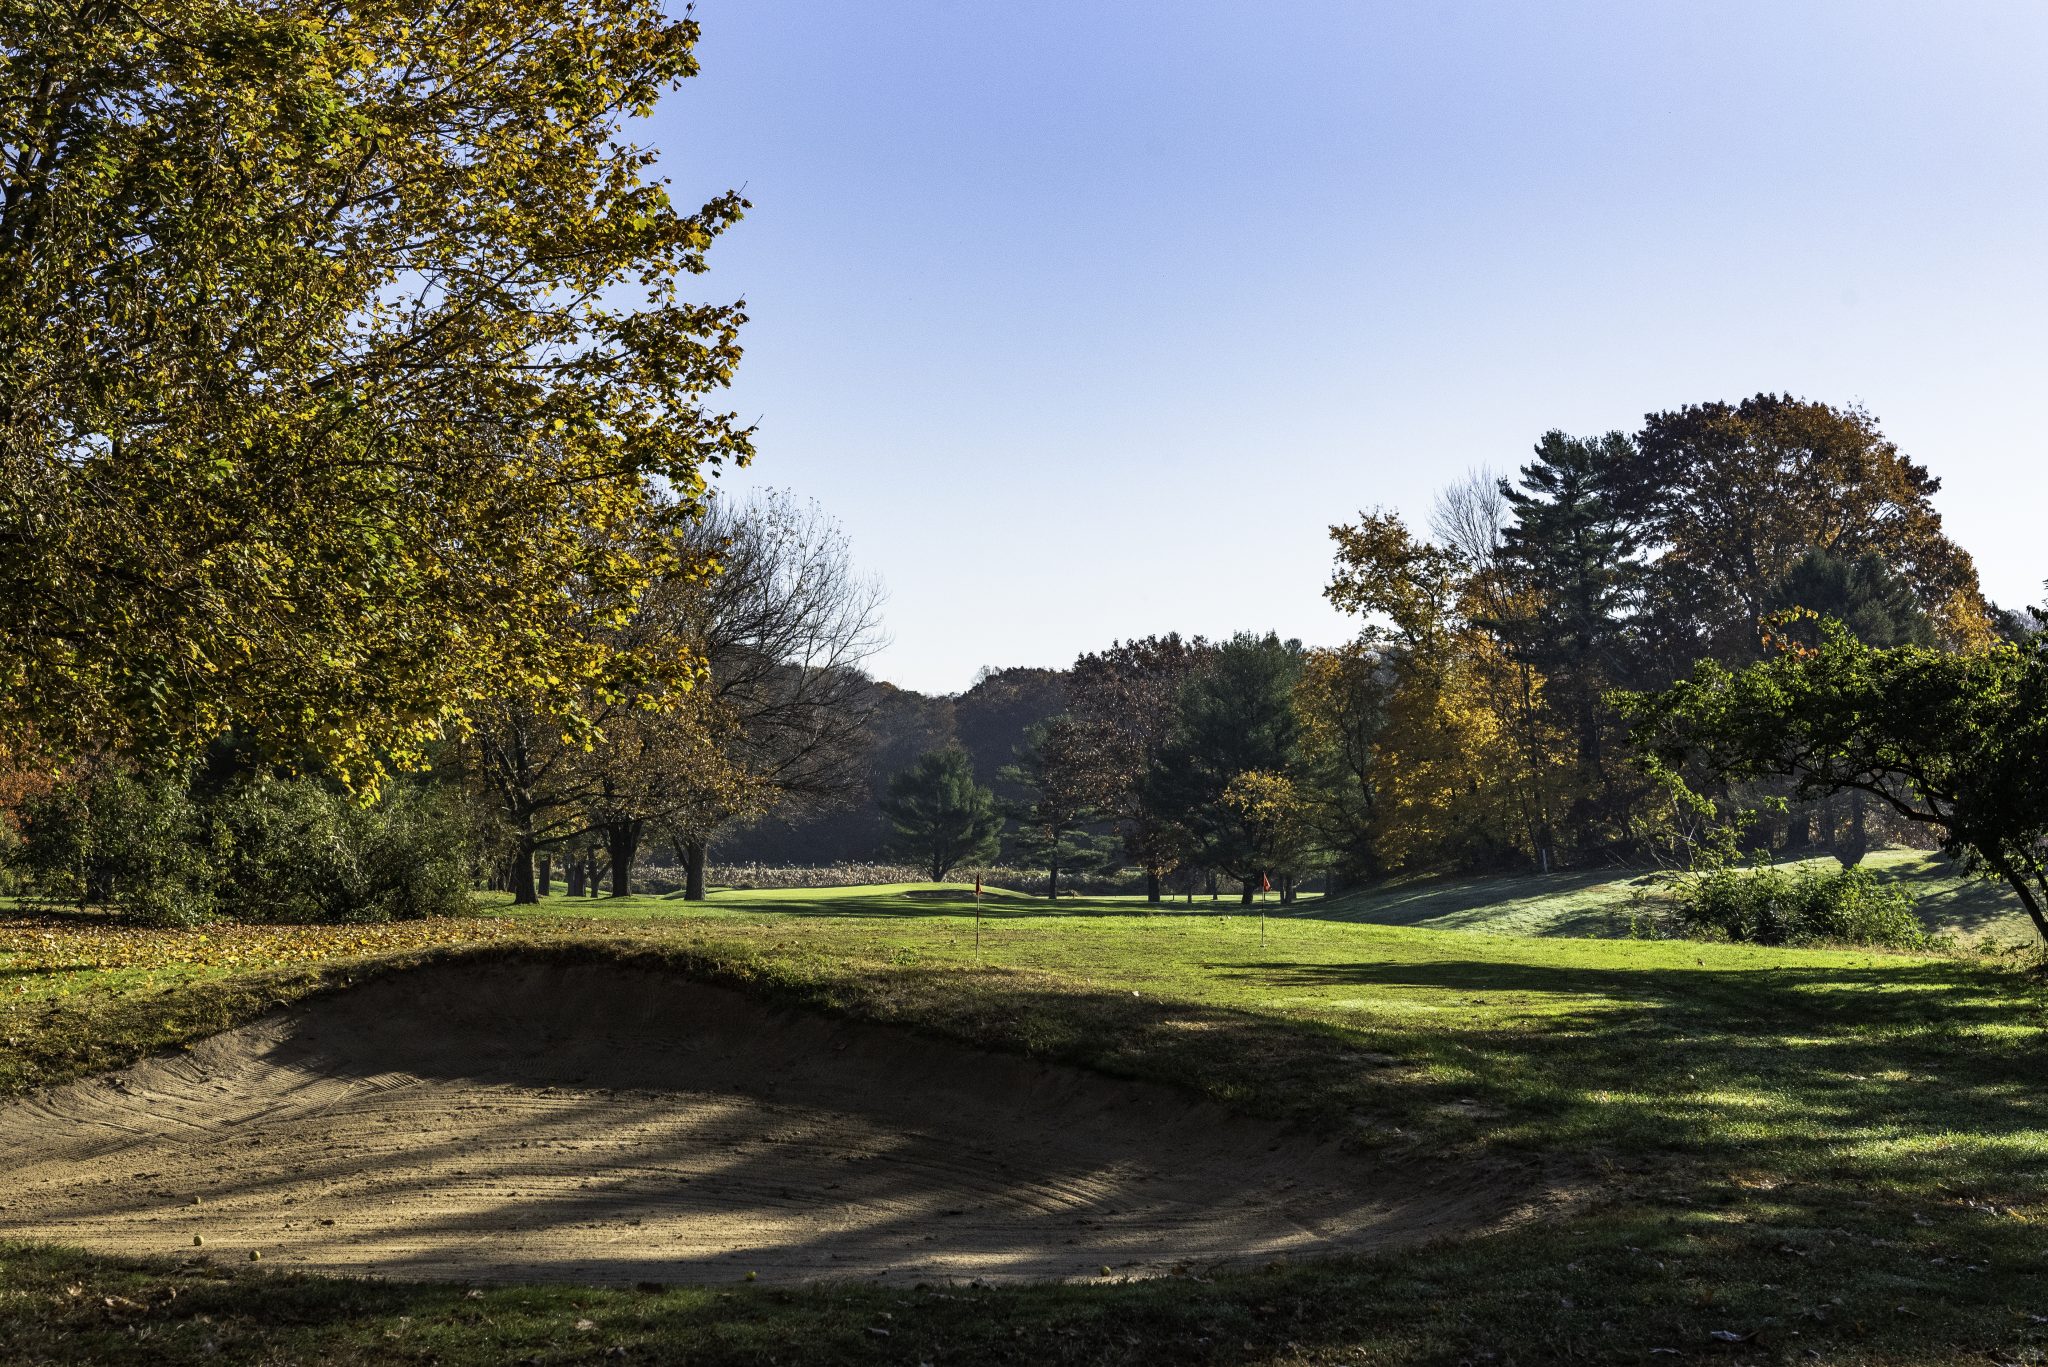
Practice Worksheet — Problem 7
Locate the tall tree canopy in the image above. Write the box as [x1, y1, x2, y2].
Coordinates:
[664, 493, 883, 898]
[0, 0, 751, 787]
[999, 718, 1108, 901]
[1324, 510, 1567, 871]
[1764, 549, 1936, 650]
[1496, 431, 1641, 783]
[1623, 395, 1987, 667]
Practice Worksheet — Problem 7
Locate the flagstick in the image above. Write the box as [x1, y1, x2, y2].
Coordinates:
[974, 875, 982, 963]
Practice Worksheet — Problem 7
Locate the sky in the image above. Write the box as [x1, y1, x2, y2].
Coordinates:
[648, 1, 2048, 695]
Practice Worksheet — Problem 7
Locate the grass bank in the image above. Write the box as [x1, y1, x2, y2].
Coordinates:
[1309, 847, 2036, 944]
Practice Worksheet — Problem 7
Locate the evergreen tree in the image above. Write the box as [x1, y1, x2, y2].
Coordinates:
[1497, 431, 1641, 785]
[1145, 633, 1304, 902]
[1765, 548, 1936, 648]
[880, 749, 1002, 880]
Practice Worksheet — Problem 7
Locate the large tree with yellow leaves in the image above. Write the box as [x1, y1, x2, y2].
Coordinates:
[0, 0, 751, 788]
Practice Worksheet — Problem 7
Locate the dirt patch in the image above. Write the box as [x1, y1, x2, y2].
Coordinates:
[0, 961, 1555, 1285]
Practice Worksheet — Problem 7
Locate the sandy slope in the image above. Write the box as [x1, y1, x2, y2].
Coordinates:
[0, 961, 1549, 1284]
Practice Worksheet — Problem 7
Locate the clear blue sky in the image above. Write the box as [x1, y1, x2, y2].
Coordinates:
[653, 1, 2048, 695]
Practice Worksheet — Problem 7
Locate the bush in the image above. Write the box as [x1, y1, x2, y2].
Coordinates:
[13, 769, 474, 924]
[214, 778, 474, 922]
[1670, 863, 1927, 949]
[16, 772, 221, 925]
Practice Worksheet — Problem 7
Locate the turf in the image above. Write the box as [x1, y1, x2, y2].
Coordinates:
[1308, 848, 2037, 944]
[2, 883, 2046, 1364]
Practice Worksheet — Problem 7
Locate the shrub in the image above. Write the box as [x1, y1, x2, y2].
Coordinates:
[213, 777, 473, 922]
[350, 783, 475, 920]
[16, 772, 221, 925]
[1670, 863, 1927, 949]
[12, 770, 474, 924]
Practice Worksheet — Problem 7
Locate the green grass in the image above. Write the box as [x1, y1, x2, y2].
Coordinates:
[4, 882, 2047, 1363]
[1310, 847, 2038, 945]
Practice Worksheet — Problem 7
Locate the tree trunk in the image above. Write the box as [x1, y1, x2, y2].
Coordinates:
[1240, 876, 1255, 906]
[1987, 852, 2048, 945]
[537, 853, 552, 898]
[1834, 793, 1870, 869]
[1282, 873, 1296, 905]
[1207, 870, 1218, 902]
[510, 841, 538, 905]
[1048, 861, 1060, 902]
[684, 839, 707, 901]
[1146, 870, 1161, 904]
[566, 854, 585, 898]
[586, 851, 603, 897]
[607, 820, 641, 897]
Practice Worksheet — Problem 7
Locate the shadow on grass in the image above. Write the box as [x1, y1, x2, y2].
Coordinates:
[4, 1176, 2043, 1367]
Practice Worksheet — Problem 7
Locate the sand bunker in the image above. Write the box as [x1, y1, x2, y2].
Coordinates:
[0, 961, 1546, 1284]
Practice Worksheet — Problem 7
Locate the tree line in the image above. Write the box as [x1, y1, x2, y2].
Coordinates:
[872, 394, 2042, 914]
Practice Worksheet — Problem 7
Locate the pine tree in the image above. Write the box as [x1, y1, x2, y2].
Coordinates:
[880, 749, 1003, 881]
[1144, 633, 1304, 903]
[1496, 430, 1642, 795]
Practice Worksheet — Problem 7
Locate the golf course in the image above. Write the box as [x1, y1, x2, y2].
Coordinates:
[8, 2, 2048, 1363]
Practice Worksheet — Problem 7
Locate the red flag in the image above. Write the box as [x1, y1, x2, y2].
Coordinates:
[974, 875, 982, 897]
[1260, 872, 1271, 892]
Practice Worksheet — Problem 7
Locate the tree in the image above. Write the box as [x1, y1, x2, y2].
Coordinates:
[1324, 509, 1568, 871]
[1618, 625, 2048, 945]
[463, 697, 598, 906]
[655, 493, 883, 898]
[1000, 719, 1110, 900]
[0, 1, 752, 788]
[1294, 643, 1390, 886]
[954, 668, 1067, 797]
[1145, 633, 1303, 902]
[587, 684, 755, 899]
[1062, 635, 1211, 901]
[1761, 549, 1937, 866]
[1496, 432, 1642, 791]
[881, 749, 1002, 881]
[455, 499, 726, 905]
[1764, 549, 1935, 650]
[1218, 770, 1315, 903]
[1623, 395, 1989, 669]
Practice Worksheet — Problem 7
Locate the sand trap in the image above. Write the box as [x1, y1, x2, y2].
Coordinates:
[0, 961, 1547, 1284]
